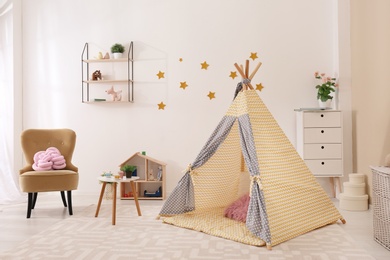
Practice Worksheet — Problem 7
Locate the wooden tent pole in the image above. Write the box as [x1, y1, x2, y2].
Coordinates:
[234, 63, 245, 78]
[240, 64, 247, 90]
[249, 62, 262, 80]
[234, 63, 254, 90]
[245, 60, 249, 78]
[241, 153, 245, 172]
[240, 64, 244, 75]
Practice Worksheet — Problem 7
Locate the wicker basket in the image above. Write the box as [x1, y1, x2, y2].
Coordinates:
[371, 166, 390, 251]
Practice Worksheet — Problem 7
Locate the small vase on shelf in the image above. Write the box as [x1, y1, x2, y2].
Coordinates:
[112, 53, 122, 59]
[318, 99, 331, 109]
[314, 71, 337, 110]
[110, 43, 125, 59]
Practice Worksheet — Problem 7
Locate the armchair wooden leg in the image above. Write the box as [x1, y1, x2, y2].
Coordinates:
[60, 191, 68, 207]
[27, 193, 33, 218]
[67, 190, 73, 215]
[32, 192, 38, 209]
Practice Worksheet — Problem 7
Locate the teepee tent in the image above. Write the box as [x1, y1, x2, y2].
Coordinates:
[159, 61, 345, 249]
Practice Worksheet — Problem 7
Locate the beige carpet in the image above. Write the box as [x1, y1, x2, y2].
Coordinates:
[0, 203, 375, 260]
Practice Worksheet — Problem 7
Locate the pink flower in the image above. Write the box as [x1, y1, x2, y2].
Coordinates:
[314, 71, 319, 77]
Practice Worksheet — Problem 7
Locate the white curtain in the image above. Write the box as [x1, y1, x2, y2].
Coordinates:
[0, 1, 24, 204]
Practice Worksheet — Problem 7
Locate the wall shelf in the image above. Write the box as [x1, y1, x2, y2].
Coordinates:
[83, 58, 132, 63]
[81, 42, 134, 103]
[83, 80, 132, 84]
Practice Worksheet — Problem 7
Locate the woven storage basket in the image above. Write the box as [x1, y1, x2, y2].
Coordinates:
[371, 166, 390, 251]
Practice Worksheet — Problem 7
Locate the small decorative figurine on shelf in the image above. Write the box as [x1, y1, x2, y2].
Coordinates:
[149, 169, 155, 181]
[105, 86, 122, 101]
[97, 52, 103, 59]
[103, 52, 110, 59]
[157, 166, 162, 181]
[92, 70, 102, 81]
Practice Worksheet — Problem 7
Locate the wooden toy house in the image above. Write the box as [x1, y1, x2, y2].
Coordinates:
[119, 152, 166, 200]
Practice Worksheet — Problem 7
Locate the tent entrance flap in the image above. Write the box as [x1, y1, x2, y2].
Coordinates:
[159, 115, 236, 216]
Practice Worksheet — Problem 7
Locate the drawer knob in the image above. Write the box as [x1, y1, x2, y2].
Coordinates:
[321, 130, 324, 133]
[321, 114, 324, 117]
[321, 146, 325, 149]
[321, 162, 325, 165]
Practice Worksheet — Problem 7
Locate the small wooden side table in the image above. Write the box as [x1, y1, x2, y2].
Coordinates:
[95, 176, 141, 225]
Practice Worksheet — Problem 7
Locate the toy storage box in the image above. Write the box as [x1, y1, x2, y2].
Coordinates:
[339, 193, 368, 211]
[339, 173, 368, 211]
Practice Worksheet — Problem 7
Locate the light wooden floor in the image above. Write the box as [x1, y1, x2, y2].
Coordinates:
[0, 193, 389, 259]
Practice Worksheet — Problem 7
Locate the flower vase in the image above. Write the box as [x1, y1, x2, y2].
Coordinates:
[318, 99, 331, 109]
[112, 53, 122, 59]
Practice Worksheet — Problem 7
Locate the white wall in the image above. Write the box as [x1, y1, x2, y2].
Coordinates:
[351, 0, 390, 200]
[19, 0, 345, 195]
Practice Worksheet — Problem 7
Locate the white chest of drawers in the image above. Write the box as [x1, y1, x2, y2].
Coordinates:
[296, 110, 343, 178]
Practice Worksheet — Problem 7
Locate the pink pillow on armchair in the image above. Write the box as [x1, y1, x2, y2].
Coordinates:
[224, 194, 250, 223]
[32, 147, 66, 171]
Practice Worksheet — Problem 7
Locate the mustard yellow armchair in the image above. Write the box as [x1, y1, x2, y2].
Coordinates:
[19, 129, 79, 218]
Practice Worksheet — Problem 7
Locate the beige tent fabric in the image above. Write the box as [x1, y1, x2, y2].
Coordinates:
[163, 207, 265, 246]
[191, 122, 242, 210]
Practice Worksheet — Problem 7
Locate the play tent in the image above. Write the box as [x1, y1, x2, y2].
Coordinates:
[159, 61, 345, 249]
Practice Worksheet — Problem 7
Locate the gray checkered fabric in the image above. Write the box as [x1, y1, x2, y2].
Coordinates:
[247, 184, 271, 244]
[192, 116, 236, 169]
[238, 114, 271, 245]
[159, 173, 195, 215]
[238, 114, 260, 174]
[159, 116, 236, 215]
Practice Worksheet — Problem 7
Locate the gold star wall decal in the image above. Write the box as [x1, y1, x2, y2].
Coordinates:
[256, 83, 264, 91]
[156, 71, 165, 79]
[201, 61, 209, 70]
[158, 102, 166, 110]
[179, 81, 188, 90]
[207, 91, 216, 100]
[229, 71, 238, 79]
[250, 52, 258, 61]
[179, 58, 183, 62]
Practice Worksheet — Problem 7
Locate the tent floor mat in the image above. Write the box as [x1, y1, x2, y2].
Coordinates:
[162, 207, 265, 247]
